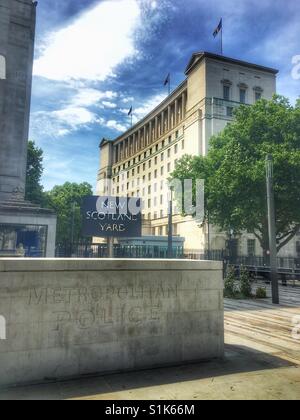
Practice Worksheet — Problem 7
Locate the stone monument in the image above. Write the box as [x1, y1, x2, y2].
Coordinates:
[0, 0, 56, 257]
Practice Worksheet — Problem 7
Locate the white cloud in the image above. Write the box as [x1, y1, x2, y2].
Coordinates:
[133, 94, 166, 118]
[102, 101, 117, 109]
[33, 0, 141, 81]
[122, 96, 135, 104]
[52, 107, 98, 126]
[106, 120, 128, 132]
[71, 89, 117, 107]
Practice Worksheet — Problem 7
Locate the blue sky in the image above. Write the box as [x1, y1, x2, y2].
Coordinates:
[29, 0, 300, 191]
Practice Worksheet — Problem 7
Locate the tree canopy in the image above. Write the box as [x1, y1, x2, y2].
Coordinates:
[25, 141, 45, 205]
[171, 96, 300, 254]
[45, 182, 93, 243]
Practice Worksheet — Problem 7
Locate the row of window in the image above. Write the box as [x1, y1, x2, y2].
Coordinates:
[223, 85, 262, 104]
[113, 140, 184, 183]
[113, 131, 181, 175]
[152, 224, 178, 236]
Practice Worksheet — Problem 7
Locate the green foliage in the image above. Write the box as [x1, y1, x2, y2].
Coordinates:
[239, 266, 253, 298]
[256, 287, 267, 299]
[45, 182, 93, 244]
[224, 266, 238, 298]
[25, 141, 45, 206]
[171, 96, 300, 254]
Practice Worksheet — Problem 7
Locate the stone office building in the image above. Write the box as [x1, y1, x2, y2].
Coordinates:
[97, 52, 299, 258]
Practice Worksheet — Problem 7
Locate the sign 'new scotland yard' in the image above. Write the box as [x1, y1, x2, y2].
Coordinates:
[82, 196, 142, 238]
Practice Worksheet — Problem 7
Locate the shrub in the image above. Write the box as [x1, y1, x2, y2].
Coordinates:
[224, 266, 237, 298]
[240, 266, 253, 298]
[256, 287, 267, 299]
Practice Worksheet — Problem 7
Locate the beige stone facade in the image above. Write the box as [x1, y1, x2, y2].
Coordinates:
[96, 52, 299, 258]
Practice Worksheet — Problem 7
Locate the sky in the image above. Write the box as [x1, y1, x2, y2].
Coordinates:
[29, 0, 300, 191]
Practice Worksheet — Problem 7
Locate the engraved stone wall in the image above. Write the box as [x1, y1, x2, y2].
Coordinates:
[0, 259, 224, 387]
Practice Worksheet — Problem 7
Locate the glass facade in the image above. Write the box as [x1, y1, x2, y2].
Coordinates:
[0, 224, 48, 257]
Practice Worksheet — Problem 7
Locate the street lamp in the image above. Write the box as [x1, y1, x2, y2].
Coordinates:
[266, 154, 279, 304]
[167, 186, 174, 259]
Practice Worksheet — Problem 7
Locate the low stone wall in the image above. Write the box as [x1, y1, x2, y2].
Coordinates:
[0, 259, 224, 387]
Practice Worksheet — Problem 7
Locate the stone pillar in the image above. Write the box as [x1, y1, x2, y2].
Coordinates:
[182, 91, 187, 118]
[174, 100, 178, 126]
[161, 111, 165, 135]
[0, 0, 37, 201]
[168, 106, 171, 131]
[144, 126, 147, 147]
[149, 120, 153, 143]
[155, 116, 158, 141]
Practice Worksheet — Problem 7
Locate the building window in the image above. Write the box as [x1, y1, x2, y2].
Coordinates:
[182, 140, 185, 150]
[173, 224, 178, 235]
[223, 85, 230, 101]
[148, 186, 151, 194]
[148, 173, 151, 181]
[137, 166, 140, 174]
[159, 226, 163, 236]
[255, 92, 262, 102]
[161, 167, 164, 176]
[148, 199, 151, 208]
[0, 55, 6, 79]
[162, 140, 165, 148]
[154, 183, 157, 193]
[132, 169, 135, 176]
[154, 169, 157, 177]
[247, 239, 256, 257]
[156, 144, 159, 152]
[160, 195, 163, 205]
[296, 241, 300, 257]
[167, 163, 171, 172]
[168, 136, 172, 144]
[174, 144, 178, 154]
[143, 163, 146, 171]
[227, 107, 233, 117]
[161, 153, 164, 161]
[149, 160, 151, 168]
[154, 197, 157, 206]
[175, 131, 179, 139]
[168, 149, 171, 158]
[240, 89, 246, 104]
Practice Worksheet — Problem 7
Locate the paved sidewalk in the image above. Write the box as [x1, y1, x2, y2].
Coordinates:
[1, 284, 299, 400]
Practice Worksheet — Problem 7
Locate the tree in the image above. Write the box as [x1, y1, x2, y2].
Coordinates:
[45, 182, 93, 243]
[25, 141, 45, 205]
[171, 96, 300, 255]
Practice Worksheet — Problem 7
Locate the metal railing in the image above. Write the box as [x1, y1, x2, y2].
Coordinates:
[55, 242, 185, 259]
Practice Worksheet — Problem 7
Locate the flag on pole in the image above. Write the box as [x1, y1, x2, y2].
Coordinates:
[128, 106, 133, 116]
[213, 18, 222, 38]
[164, 73, 170, 87]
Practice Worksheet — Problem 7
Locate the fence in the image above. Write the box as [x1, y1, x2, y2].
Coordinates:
[56, 242, 185, 259]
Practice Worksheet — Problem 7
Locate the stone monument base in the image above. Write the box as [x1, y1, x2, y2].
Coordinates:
[0, 199, 57, 258]
[0, 259, 224, 388]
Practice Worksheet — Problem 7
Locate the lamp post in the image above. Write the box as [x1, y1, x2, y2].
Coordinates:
[266, 154, 279, 304]
[167, 186, 174, 259]
[229, 228, 234, 264]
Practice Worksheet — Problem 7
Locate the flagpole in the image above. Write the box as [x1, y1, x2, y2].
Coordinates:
[221, 18, 223, 55]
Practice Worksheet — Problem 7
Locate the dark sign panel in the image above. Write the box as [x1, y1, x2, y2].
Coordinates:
[82, 196, 142, 238]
